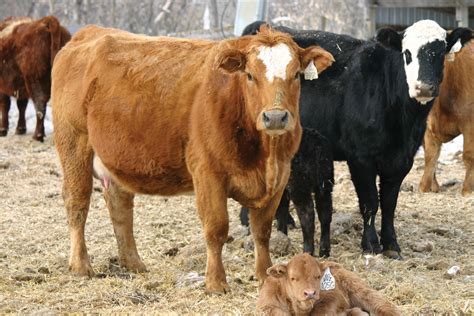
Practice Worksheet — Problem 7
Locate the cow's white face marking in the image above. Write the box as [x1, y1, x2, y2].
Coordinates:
[257, 43, 293, 82]
[402, 20, 446, 102]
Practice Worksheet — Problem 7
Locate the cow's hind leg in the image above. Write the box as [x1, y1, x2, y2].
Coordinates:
[104, 182, 146, 273]
[462, 127, 474, 195]
[55, 124, 94, 276]
[0, 94, 11, 136]
[15, 98, 28, 135]
[315, 186, 333, 257]
[291, 187, 316, 256]
[419, 128, 442, 192]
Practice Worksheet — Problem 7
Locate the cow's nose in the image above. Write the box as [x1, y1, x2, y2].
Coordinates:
[304, 289, 316, 299]
[415, 83, 434, 97]
[262, 110, 289, 130]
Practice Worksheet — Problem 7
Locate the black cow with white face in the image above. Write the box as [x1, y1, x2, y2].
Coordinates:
[242, 20, 472, 259]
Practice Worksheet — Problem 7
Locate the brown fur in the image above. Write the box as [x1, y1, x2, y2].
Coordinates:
[257, 254, 401, 316]
[51, 25, 334, 293]
[0, 16, 70, 141]
[420, 40, 474, 196]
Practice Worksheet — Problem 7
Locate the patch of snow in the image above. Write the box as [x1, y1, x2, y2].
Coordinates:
[416, 135, 464, 164]
[6, 98, 53, 135]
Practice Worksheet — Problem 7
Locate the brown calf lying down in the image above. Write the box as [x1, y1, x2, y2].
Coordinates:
[420, 39, 474, 196]
[257, 254, 400, 315]
[52, 25, 334, 293]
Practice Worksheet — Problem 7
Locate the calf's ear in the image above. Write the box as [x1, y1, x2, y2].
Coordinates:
[300, 46, 335, 80]
[376, 28, 402, 52]
[267, 264, 287, 278]
[446, 28, 472, 53]
[215, 48, 246, 74]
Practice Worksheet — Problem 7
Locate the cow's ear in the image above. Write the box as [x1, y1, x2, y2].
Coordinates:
[376, 28, 402, 52]
[267, 263, 287, 278]
[300, 46, 335, 80]
[215, 48, 246, 73]
[446, 28, 472, 53]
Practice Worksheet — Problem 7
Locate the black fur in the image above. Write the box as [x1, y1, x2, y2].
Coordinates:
[242, 21, 472, 258]
[240, 128, 334, 257]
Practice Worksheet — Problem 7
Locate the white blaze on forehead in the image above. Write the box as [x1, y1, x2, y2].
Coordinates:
[257, 43, 293, 82]
[402, 20, 446, 101]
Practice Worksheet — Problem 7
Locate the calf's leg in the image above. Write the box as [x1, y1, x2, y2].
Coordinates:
[347, 161, 380, 254]
[0, 94, 10, 136]
[55, 124, 94, 276]
[15, 98, 28, 135]
[193, 171, 229, 294]
[104, 182, 146, 272]
[419, 128, 442, 192]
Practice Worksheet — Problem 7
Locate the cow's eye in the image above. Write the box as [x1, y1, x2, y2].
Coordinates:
[404, 50, 412, 65]
[247, 73, 253, 81]
[290, 277, 296, 281]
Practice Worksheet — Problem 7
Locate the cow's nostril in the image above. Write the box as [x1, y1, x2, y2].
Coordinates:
[281, 111, 288, 123]
[263, 112, 270, 123]
[304, 290, 316, 298]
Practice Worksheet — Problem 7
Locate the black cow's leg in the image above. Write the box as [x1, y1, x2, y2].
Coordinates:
[0, 94, 11, 136]
[314, 188, 333, 257]
[379, 175, 404, 259]
[275, 190, 290, 235]
[15, 98, 28, 135]
[347, 161, 381, 254]
[239, 207, 250, 227]
[291, 187, 315, 255]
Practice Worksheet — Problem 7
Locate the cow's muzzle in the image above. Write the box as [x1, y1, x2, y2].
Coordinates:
[257, 109, 293, 135]
[414, 82, 436, 104]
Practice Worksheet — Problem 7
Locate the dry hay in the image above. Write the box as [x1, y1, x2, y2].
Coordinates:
[0, 134, 473, 314]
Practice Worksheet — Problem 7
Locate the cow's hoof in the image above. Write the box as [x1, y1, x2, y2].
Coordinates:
[383, 250, 403, 260]
[32, 134, 44, 142]
[461, 187, 472, 196]
[15, 127, 27, 135]
[319, 248, 330, 258]
[362, 242, 382, 255]
[0, 129, 7, 137]
[205, 282, 231, 295]
[69, 261, 95, 277]
[121, 257, 147, 273]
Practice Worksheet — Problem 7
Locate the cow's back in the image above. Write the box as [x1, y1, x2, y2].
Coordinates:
[52, 26, 216, 195]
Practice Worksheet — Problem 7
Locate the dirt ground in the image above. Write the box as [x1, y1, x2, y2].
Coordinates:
[0, 133, 473, 314]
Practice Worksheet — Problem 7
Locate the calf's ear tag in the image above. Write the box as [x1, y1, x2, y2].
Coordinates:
[320, 267, 336, 291]
[304, 60, 318, 80]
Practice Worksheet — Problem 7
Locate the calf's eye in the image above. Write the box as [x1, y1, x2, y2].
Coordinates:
[247, 73, 253, 81]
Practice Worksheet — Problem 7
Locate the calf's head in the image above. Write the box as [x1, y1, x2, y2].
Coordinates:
[267, 253, 330, 313]
[215, 25, 334, 135]
[377, 20, 472, 104]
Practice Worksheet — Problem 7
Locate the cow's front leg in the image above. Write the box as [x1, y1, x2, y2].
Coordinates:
[462, 127, 474, 196]
[28, 82, 47, 141]
[379, 170, 409, 260]
[193, 172, 229, 294]
[104, 182, 146, 273]
[249, 187, 286, 284]
[347, 161, 381, 254]
[419, 128, 442, 192]
[0, 94, 11, 136]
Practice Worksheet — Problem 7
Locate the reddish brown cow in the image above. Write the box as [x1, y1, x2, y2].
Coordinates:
[0, 15, 70, 141]
[257, 254, 401, 315]
[51, 25, 334, 293]
[420, 40, 474, 196]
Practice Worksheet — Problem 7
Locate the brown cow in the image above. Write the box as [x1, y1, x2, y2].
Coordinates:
[257, 254, 401, 316]
[51, 25, 334, 293]
[420, 39, 474, 196]
[0, 16, 70, 141]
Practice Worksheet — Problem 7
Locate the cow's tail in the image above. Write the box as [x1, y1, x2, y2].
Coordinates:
[42, 16, 62, 66]
[331, 265, 401, 316]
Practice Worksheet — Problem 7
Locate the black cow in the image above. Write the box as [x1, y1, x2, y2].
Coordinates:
[240, 128, 334, 257]
[243, 20, 472, 259]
